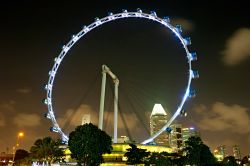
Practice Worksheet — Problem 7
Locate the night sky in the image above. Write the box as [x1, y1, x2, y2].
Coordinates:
[0, 1, 250, 156]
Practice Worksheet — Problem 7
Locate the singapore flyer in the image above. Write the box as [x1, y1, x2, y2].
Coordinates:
[43, 9, 198, 144]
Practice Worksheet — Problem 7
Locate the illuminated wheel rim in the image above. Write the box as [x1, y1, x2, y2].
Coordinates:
[44, 9, 198, 144]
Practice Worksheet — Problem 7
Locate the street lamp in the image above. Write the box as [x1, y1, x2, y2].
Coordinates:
[16, 132, 24, 147]
[12, 132, 24, 165]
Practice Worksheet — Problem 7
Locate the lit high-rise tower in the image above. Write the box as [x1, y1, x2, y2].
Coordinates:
[150, 104, 169, 146]
[169, 124, 182, 151]
[182, 127, 200, 147]
[81, 114, 91, 125]
[232, 145, 241, 160]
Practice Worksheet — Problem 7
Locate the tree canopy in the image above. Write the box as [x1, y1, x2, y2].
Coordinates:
[183, 136, 217, 166]
[68, 123, 112, 166]
[124, 144, 149, 165]
[30, 137, 64, 163]
[222, 156, 238, 166]
[14, 149, 29, 161]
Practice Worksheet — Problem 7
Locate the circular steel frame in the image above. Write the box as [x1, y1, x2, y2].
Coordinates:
[44, 9, 198, 144]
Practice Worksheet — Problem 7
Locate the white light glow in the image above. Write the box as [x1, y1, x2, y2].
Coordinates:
[151, 104, 167, 117]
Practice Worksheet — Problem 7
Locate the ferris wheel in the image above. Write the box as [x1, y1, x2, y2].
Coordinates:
[43, 9, 198, 144]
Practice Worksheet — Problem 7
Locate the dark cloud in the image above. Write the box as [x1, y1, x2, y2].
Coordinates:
[222, 28, 250, 66]
[0, 100, 16, 112]
[13, 113, 41, 127]
[195, 102, 250, 134]
[16, 87, 32, 94]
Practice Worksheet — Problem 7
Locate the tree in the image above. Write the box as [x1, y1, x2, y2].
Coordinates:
[14, 149, 29, 161]
[183, 136, 217, 166]
[14, 149, 30, 166]
[68, 123, 112, 166]
[30, 137, 64, 164]
[124, 144, 149, 165]
[222, 156, 238, 166]
[241, 155, 250, 165]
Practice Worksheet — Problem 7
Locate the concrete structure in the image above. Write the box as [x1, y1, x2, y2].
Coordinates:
[233, 145, 241, 160]
[150, 104, 169, 146]
[81, 114, 91, 125]
[169, 124, 183, 151]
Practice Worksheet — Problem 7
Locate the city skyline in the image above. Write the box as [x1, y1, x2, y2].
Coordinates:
[0, 1, 249, 156]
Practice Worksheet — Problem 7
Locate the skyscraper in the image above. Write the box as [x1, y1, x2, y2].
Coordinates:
[216, 145, 226, 159]
[150, 104, 169, 146]
[182, 127, 200, 147]
[81, 114, 91, 125]
[232, 145, 241, 160]
[169, 124, 183, 151]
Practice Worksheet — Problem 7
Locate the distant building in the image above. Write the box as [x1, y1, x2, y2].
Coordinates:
[81, 114, 91, 125]
[0, 152, 13, 164]
[214, 145, 226, 160]
[232, 145, 241, 160]
[117, 136, 130, 143]
[182, 127, 200, 146]
[150, 104, 169, 146]
[169, 124, 183, 151]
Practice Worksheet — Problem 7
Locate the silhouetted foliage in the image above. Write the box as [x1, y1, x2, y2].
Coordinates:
[30, 137, 64, 163]
[14, 149, 29, 161]
[154, 152, 174, 166]
[222, 156, 238, 166]
[183, 136, 217, 166]
[241, 155, 250, 164]
[68, 123, 112, 166]
[124, 144, 149, 165]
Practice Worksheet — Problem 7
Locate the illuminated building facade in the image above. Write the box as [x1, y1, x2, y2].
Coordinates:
[169, 124, 183, 151]
[64, 143, 173, 165]
[81, 114, 91, 125]
[232, 145, 241, 160]
[213, 145, 227, 161]
[150, 104, 169, 146]
[117, 136, 130, 143]
[182, 127, 200, 146]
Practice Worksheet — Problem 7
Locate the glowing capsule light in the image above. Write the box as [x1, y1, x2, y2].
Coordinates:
[83, 26, 89, 32]
[50, 127, 59, 133]
[150, 11, 157, 16]
[137, 8, 142, 13]
[108, 12, 113, 16]
[175, 24, 182, 33]
[184, 37, 192, 46]
[43, 98, 48, 105]
[49, 70, 55, 76]
[95, 17, 100, 21]
[44, 113, 51, 119]
[180, 109, 187, 117]
[189, 89, 196, 98]
[166, 127, 172, 133]
[189, 52, 197, 61]
[163, 16, 170, 23]
[122, 9, 128, 13]
[192, 70, 199, 79]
